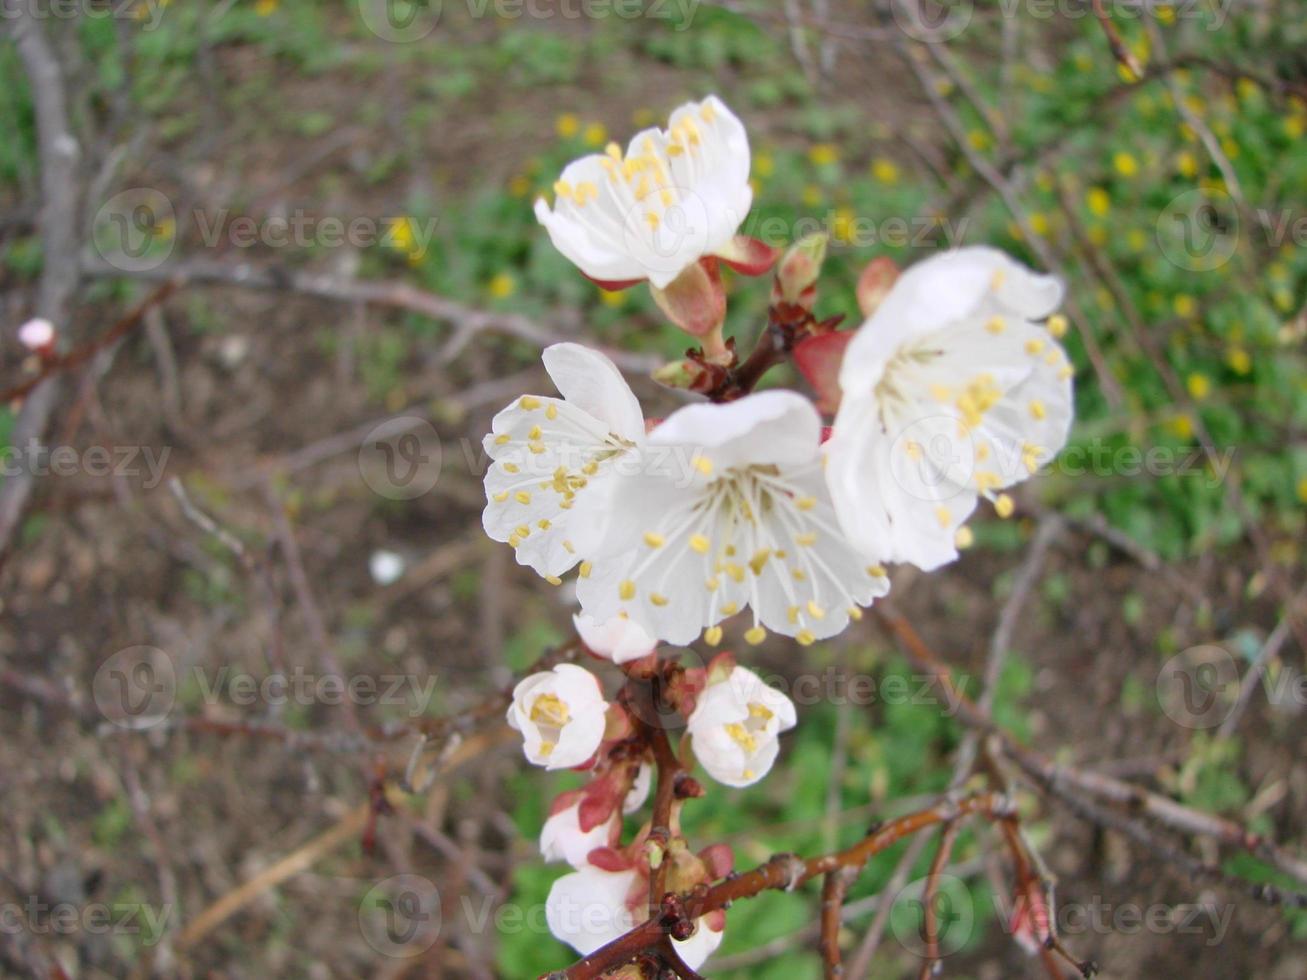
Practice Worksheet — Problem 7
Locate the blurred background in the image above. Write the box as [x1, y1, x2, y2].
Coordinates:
[1, 0, 1305, 976]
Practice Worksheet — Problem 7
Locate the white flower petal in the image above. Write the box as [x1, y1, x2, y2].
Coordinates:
[545, 867, 639, 956]
[829, 247, 1073, 572]
[540, 802, 618, 868]
[482, 351, 644, 579]
[687, 666, 797, 787]
[535, 96, 752, 288]
[623, 762, 653, 814]
[674, 917, 725, 970]
[574, 613, 657, 664]
[508, 665, 608, 770]
[542, 342, 646, 443]
[576, 404, 888, 646]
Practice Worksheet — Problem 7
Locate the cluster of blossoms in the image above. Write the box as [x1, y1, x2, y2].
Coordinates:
[487, 96, 1074, 968]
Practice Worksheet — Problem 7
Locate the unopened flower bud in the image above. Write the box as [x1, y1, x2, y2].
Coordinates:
[773, 233, 828, 309]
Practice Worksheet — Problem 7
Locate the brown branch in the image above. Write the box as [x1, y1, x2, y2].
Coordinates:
[917, 820, 962, 980]
[548, 792, 1011, 980]
[78, 256, 659, 375]
[0, 8, 82, 563]
[873, 607, 1307, 902]
[819, 867, 856, 978]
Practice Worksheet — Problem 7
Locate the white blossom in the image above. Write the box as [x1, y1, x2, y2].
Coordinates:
[545, 866, 724, 967]
[482, 343, 645, 580]
[687, 664, 797, 787]
[575, 389, 890, 647]
[17, 318, 54, 351]
[574, 612, 657, 664]
[826, 246, 1074, 571]
[368, 549, 405, 585]
[534, 96, 752, 289]
[540, 801, 620, 868]
[506, 664, 608, 770]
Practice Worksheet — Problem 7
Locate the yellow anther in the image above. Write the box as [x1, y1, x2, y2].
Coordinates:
[796, 629, 816, 647]
[848, 606, 864, 621]
[493, 491, 509, 503]
[515, 491, 532, 505]
[744, 625, 767, 645]
[644, 211, 660, 230]
[644, 531, 666, 549]
[495, 433, 511, 445]
[955, 526, 975, 549]
[619, 579, 636, 600]
[704, 625, 723, 646]
[721, 602, 739, 615]
[1029, 400, 1047, 420]
[990, 269, 1007, 290]
[553, 180, 573, 200]
[1047, 314, 1068, 338]
[748, 550, 771, 575]
[700, 102, 716, 122]
[796, 532, 817, 547]
[726, 563, 746, 583]
[806, 600, 826, 619]
[516, 525, 530, 538]
[579, 561, 593, 578]
[795, 496, 817, 511]
[562, 539, 574, 553]
[519, 395, 541, 410]
[693, 457, 713, 475]
[650, 593, 669, 607]
[605, 141, 622, 160]
[545, 575, 562, 586]
[503, 462, 519, 474]
[538, 519, 551, 530]
[582, 461, 598, 475]
[528, 425, 542, 440]
[867, 565, 887, 578]
[792, 568, 807, 581]
[929, 383, 951, 402]
[546, 404, 559, 420]
[1025, 338, 1045, 355]
[985, 316, 1006, 334]
[690, 534, 710, 554]
[530, 692, 570, 727]
[994, 494, 1015, 518]
[705, 576, 720, 591]
[787, 605, 799, 624]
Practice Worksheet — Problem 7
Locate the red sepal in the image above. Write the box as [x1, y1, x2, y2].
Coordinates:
[793, 331, 853, 414]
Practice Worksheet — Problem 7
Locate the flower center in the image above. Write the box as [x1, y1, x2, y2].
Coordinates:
[724, 701, 775, 754]
[530, 693, 571, 755]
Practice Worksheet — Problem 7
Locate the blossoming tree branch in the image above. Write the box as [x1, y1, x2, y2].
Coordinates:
[488, 96, 1088, 977]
